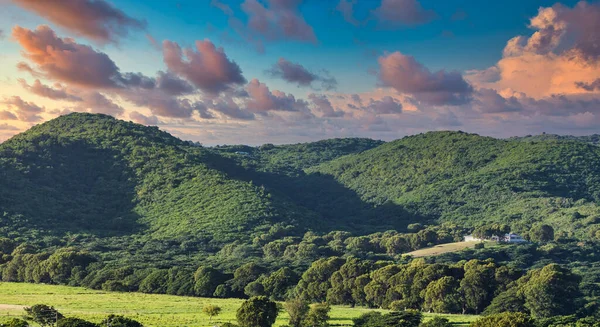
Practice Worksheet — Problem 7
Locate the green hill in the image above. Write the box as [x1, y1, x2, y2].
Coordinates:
[0, 113, 387, 244]
[310, 131, 600, 239]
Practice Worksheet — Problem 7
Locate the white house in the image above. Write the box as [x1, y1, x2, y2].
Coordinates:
[503, 233, 527, 243]
[464, 235, 483, 242]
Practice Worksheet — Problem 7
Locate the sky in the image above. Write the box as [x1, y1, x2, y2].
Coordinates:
[0, 0, 599, 145]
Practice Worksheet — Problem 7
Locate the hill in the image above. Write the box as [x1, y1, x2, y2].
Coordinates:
[310, 131, 600, 239]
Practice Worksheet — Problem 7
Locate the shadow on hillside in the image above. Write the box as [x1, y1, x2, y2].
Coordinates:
[0, 139, 143, 237]
[201, 152, 427, 234]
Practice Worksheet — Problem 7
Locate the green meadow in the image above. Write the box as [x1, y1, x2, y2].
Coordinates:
[0, 283, 478, 326]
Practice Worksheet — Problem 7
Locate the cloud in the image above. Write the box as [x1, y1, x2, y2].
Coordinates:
[0, 111, 18, 120]
[468, 1, 600, 99]
[129, 111, 159, 125]
[336, 0, 360, 26]
[0, 29, 4, 40]
[163, 39, 246, 95]
[308, 94, 344, 117]
[267, 58, 337, 90]
[378, 51, 473, 106]
[13, 25, 125, 88]
[10, 0, 146, 44]
[75, 91, 124, 115]
[241, 0, 317, 43]
[211, 0, 233, 16]
[576, 78, 600, 92]
[473, 88, 522, 114]
[155, 71, 196, 96]
[372, 0, 436, 26]
[245, 78, 308, 113]
[18, 79, 82, 101]
[365, 96, 403, 114]
[3, 96, 45, 122]
[0, 123, 19, 131]
[209, 96, 255, 120]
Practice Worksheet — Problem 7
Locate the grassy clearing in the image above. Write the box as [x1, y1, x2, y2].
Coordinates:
[0, 283, 478, 326]
[405, 241, 485, 257]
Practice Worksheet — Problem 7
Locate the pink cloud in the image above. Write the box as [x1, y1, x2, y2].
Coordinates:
[0, 123, 19, 131]
[129, 111, 159, 125]
[18, 79, 82, 101]
[267, 58, 337, 90]
[378, 51, 473, 106]
[13, 25, 124, 88]
[3, 96, 45, 122]
[245, 78, 308, 113]
[163, 39, 246, 95]
[308, 94, 344, 117]
[372, 0, 437, 26]
[0, 111, 18, 120]
[10, 0, 146, 44]
[241, 0, 317, 43]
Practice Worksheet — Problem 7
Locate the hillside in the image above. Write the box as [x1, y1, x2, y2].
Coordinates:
[1, 114, 599, 307]
[0, 113, 387, 244]
[310, 131, 600, 239]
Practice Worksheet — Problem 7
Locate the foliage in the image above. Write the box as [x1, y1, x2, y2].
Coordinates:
[353, 311, 423, 327]
[469, 312, 535, 327]
[25, 304, 64, 327]
[0, 319, 28, 327]
[283, 298, 309, 327]
[419, 317, 451, 327]
[56, 317, 98, 327]
[303, 302, 331, 327]
[100, 315, 143, 327]
[202, 305, 222, 321]
[236, 296, 278, 327]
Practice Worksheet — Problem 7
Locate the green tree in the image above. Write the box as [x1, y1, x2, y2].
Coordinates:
[469, 312, 535, 327]
[529, 225, 554, 243]
[522, 264, 582, 318]
[100, 315, 143, 327]
[283, 298, 309, 327]
[482, 287, 527, 315]
[193, 266, 225, 297]
[236, 296, 278, 327]
[303, 303, 331, 327]
[202, 305, 222, 322]
[460, 260, 497, 314]
[56, 317, 98, 327]
[25, 304, 64, 327]
[353, 311, 422, 327]
[422, 276, 461, 313]
[420, 317, 452, 327]
[0, 318, 28, 327]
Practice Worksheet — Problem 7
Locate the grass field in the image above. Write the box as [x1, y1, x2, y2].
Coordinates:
[405, 241, 484, 257]
[0, 283, 479, 326]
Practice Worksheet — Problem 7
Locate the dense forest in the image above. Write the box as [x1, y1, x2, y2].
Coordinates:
[1, 113, 599, 325]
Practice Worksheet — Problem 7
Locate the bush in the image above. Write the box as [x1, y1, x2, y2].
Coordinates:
[57, 317, 98, 327]
[470, 312, 535, 327]
[0, 318, 29, 327]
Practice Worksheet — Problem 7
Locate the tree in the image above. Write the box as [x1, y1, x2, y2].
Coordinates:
[353, 311, 422, 327]
[283, 298, 309, 327]
[529, 225, 554, 243]
[56, 317, 98, 327]
[303, 303, 331, 327]
[469, 312, 535, 327]
[482, 287, 527, 315]
[459, 260, 497, 314]
[232, 263, 265, 294]
[422, 276, 461, 313]
[193, 266, 226, 297]
[100, 315, 143, 327]
[0, 318, 28, 327]
[420, 317, 452, 327]
[25, 304, 64, 327]
[236, 296, 278, 327]
[202, 305, 222, 322]
[522, 264, 582, 318]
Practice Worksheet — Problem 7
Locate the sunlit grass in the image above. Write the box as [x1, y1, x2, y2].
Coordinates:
[0, 283, 479, 326]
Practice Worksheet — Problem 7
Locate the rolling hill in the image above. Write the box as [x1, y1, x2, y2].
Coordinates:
[0, 113, 599, 273]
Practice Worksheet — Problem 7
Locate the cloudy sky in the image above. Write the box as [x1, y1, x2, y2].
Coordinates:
[0, 0, 599, 145]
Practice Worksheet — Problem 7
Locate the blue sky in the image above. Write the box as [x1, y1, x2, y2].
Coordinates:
[1, 0, 599, 144]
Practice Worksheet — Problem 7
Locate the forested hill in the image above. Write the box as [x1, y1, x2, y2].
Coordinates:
[1, 113, 600, 245]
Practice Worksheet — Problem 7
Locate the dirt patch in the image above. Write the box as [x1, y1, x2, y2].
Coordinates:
[0, 304, 26, 310]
